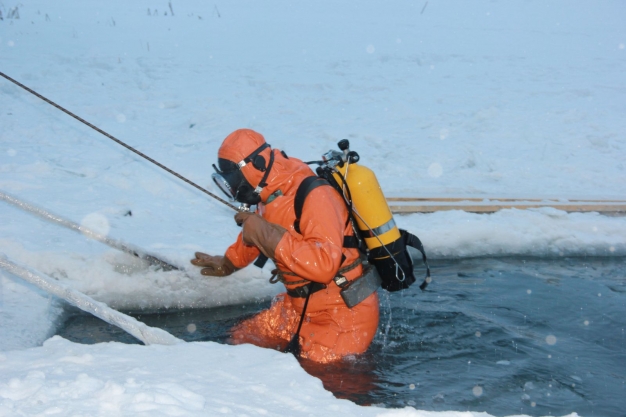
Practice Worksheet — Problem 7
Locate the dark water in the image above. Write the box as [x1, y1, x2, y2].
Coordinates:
[57, 257, 626, 417]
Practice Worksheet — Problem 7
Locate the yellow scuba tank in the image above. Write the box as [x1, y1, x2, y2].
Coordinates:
[317, 139, 430, 292]
[333, 162, 401, 253]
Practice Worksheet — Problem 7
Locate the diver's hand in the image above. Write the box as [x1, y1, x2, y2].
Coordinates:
[190, 252, 237, 277]
[234, 212, 286, 259]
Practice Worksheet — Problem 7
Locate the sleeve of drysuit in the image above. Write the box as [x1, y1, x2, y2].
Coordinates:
[225, 232, 261, 269]
[273, 186, 345, 284]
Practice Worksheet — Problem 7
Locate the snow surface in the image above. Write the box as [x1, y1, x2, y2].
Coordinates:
[1, 0, 624, 415]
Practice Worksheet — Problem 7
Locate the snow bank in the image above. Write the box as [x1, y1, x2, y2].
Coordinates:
[0, 336, 579, 417]
[398, 208, 626, 258]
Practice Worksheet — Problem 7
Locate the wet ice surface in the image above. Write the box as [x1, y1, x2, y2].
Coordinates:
[57, 257, 626, 416]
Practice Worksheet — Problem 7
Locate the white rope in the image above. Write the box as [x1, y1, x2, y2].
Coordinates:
[0, 190, 179, 271]
[0, 254, 182, 346]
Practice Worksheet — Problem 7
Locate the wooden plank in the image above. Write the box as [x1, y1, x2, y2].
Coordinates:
[387, 197, 626, 203]
[389, 203, 626, 214]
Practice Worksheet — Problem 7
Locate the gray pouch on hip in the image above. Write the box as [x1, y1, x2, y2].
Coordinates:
[340, 265, 382, 308]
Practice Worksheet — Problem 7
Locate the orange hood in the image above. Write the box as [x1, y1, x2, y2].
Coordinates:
[217, 129, 314, 202]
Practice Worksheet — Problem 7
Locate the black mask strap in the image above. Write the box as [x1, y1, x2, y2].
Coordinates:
[239, 143, 270, 170]
[254, 148, 275, 194]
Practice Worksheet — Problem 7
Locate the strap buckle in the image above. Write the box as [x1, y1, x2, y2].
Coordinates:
[334, 275, 349, 288]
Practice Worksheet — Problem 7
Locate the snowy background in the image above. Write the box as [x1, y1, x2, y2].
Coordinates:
[1, 0, 624, 415]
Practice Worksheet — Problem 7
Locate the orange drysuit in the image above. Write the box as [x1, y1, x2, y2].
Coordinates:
[219, 129, 379, 363]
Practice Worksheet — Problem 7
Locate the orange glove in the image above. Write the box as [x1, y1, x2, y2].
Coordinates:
[234, 212, 286, 259]
[190, 252, 237, 276]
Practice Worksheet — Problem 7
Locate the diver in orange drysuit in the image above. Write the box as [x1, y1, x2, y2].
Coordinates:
[190, 129, 379, 363]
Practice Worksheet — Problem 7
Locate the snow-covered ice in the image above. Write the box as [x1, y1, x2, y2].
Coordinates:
[1, 0, 624, 415]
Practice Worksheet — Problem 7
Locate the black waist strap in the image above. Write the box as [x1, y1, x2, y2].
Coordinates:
[286, 282, 327, 298]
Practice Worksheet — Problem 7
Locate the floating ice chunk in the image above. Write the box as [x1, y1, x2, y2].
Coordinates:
[496, 360, 510, 365]
[546, 335, 557, 345]
[472, 386, 483, 397]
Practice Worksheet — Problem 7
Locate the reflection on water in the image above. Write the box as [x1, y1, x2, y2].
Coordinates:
[57, 257, 626, 416]
[299, 355, 380, 405]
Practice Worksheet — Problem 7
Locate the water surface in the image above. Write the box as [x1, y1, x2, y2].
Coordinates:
[57, 257, 626, 416]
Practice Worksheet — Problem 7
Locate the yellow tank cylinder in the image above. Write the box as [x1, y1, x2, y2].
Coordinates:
[334, 163, 401, 254]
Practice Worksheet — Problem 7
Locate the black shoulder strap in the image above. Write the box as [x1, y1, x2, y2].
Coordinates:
[293, 175, 361, 250]
[294, 176, 330, 234]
